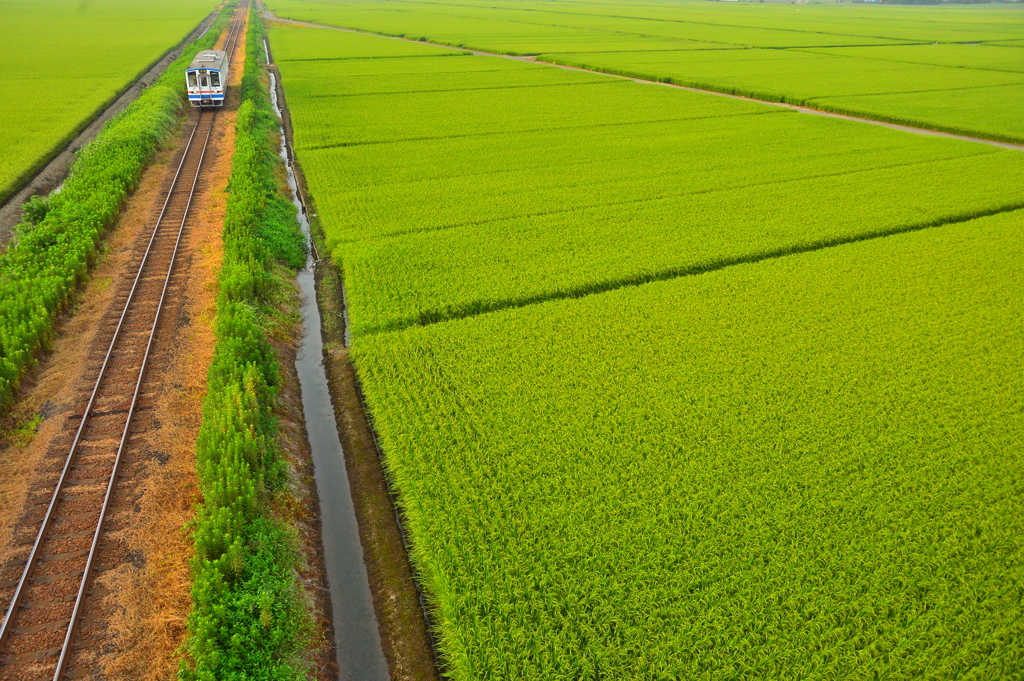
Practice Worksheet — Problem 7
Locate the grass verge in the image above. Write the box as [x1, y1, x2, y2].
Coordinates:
[179, 8, 312, 680]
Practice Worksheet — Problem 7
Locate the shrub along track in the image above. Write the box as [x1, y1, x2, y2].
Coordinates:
[0, 6, 248, 680]
[176, 9, 335, 678]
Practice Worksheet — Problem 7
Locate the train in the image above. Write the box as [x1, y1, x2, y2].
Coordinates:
[185, 50, 228, 107]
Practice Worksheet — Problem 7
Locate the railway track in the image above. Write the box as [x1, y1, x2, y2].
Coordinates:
[0, 6, 247, 679]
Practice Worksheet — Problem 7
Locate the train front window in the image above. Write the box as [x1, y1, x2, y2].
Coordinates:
[200, 75, 208, 88]
[187, 72, 197, 88]
[210, 72, 220, 88]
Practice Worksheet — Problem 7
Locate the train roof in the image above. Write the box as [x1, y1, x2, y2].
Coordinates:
[187, 50, 227, 71]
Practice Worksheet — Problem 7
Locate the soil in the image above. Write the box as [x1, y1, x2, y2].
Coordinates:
[0, 9, 245, 679]
[0, 8, 223, 247]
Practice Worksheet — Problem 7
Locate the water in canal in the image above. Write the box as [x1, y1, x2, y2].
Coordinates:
[269, 63, 389, 681]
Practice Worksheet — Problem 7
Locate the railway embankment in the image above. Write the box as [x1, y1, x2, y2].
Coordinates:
[0, 5, 246, 678]
[0, 6, 226, 246]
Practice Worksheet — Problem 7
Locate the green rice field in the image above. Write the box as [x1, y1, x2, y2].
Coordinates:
[0, 0, 218, 205]
[268, 7, 1024, 680]
[267, 0, 1024, 142]
[274, 26, 1024, 337]
[356, 209, 1024, 680]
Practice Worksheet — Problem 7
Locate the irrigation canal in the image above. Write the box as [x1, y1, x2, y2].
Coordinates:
[268, 59, 389, 680]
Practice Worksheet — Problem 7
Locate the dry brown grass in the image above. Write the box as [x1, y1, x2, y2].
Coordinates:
[96, 114, 231, 680]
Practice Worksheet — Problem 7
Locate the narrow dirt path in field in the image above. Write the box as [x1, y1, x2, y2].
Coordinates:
[0, 10, 247, 678]
[262, 12, 1024, 153]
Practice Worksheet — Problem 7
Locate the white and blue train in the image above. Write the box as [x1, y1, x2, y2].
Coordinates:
[186, 50, 228, 107]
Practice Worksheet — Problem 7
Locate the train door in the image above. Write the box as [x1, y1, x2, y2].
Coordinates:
[199, 72, 211, 105]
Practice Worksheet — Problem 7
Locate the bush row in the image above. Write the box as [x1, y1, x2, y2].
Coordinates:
[180, 10, 309, 681]
[0, 3, 236, 413]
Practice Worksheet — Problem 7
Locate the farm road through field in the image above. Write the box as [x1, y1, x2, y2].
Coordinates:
[263, 11, 1024, 153]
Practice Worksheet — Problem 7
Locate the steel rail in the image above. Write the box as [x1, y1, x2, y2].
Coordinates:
[0, 112, 205, 652]
[224, 0, 247, 59]
[49, 1, 250, 669]
[52, 112, 217, 681]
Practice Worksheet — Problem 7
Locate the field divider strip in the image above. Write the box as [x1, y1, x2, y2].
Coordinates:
[263, 11, 1024, 150]
[296, 109, 786, 151]
[363, 203, 1024, 337]
[309, 140, 692, 193]
[535, 57, 1024, 147]
[304, 78, 614, 99]
[534, 42, 931, 56]
[791, 47, 1024, 75]
[801, 80, 1024, 102]
[334, 148, 998, 245]
[279, 51, 471, 62]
